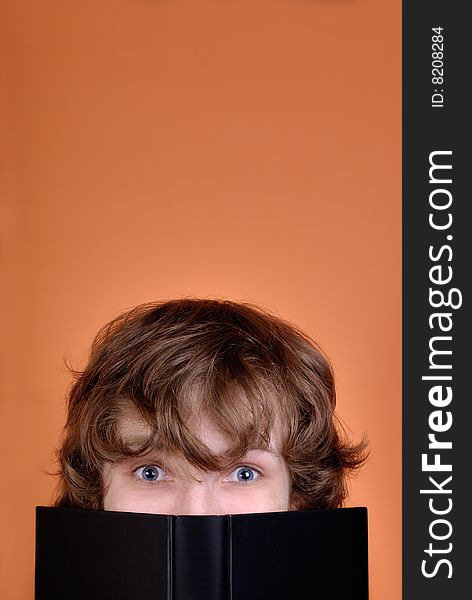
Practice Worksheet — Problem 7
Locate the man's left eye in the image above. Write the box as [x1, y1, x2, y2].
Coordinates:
[228, 466, 259, 484]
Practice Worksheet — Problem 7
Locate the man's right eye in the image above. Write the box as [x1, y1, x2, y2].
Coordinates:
[134, 465, 166, 482]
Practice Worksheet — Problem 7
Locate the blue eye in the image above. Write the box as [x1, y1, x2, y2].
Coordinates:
[231, 466, 258, 483]
[135, 465, 165, 482]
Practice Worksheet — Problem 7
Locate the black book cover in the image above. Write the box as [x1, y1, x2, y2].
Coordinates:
[35, 506, 368, 599]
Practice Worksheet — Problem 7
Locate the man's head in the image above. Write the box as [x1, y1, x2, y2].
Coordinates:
[54, 299, 366, 514]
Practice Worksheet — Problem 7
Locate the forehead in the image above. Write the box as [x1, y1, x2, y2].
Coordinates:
[116, 406, 283, 458]
[117, 409, 153, 448]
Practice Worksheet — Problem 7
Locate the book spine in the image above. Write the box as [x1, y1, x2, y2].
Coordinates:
[172, 516, 228, 600]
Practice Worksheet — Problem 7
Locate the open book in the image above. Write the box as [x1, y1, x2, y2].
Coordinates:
[35, 506, 368, 599]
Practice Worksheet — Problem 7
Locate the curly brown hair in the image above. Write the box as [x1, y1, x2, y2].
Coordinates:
[53, 298, 367, 511]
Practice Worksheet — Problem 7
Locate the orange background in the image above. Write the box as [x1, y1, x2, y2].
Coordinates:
[0, 0, 401, 598]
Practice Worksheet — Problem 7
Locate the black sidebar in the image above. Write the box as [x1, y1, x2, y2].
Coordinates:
[403, 2, 470, 598]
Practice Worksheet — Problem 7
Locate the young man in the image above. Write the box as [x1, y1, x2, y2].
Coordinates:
[53, 298, 366, 515]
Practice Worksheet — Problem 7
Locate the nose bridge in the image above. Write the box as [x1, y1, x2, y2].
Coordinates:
[176, 480, 217, 516]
